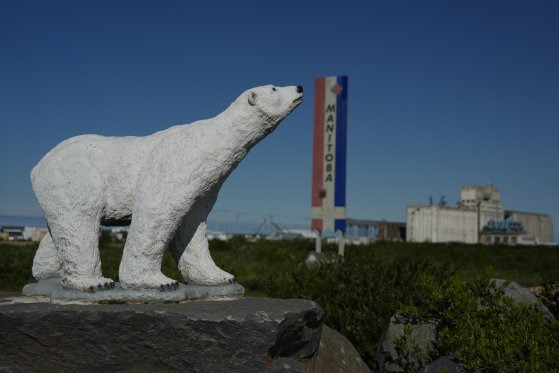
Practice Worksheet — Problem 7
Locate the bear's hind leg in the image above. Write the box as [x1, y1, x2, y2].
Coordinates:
[48, 214, 114, 292]
[173, 221, 235, 286]
[169, 188, 234, 286]
[32, 232, 62, 280]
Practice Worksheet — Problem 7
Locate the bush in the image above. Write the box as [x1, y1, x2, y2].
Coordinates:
[540, 280, 559, 317]
[261, 248, 453, 368]
[210, 238, 312, 295]
[1, 240, 558, 372]
[0, 243, 36, 292]
[399, 271, 559, 371]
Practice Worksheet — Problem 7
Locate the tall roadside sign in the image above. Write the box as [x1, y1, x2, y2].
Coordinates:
[311, 76, 348, 255]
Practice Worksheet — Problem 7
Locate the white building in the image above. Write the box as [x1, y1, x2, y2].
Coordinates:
[407, 184, 553, 245]
[505, 211, 553, 244]
[458, 184, 504, 229]
[23, 226, 49, 241]
[407, 204, 478, 243]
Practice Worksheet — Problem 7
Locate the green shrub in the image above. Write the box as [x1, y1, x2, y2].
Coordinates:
[0, 243, 36, 292]
[540, 280, 559, 317]
[1, 240, 558, 372]
[392, 324, 431, 372]
[209, 238, 312, 295]
[400, 271, 559, 371]
[261, 248, 453, 368]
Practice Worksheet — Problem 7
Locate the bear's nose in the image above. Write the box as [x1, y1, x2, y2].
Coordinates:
[296, 85, 303, 93]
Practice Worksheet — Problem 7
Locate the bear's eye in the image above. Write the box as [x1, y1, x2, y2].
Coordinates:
[272, 87, 276, 92]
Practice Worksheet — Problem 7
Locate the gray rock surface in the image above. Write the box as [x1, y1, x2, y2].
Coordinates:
[22, 278, 244, 303]
[315, 325, 371, 373]
[305, 251, 329, 268]
[423, 355, 469, 373]
[376, 314, 437, 373]
[0, 296, 323, 372]
[492, 278, 553, 319]
[376, 280, 551, 373]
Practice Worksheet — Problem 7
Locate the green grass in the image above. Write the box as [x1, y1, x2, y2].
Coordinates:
[356, 241, 559, 286]
[1, 239, 557, 369]
[0, 242, 36, 292]
[398, 272, 559, 371]
[0, 239, 557, 292]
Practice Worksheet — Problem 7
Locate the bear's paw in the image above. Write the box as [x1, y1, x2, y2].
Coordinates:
[181, 262, 236, 286]
[120, 272, 181, 292]
[62, 276, 115, 293]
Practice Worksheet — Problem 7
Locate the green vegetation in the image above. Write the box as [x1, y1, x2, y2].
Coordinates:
[0, 242, 36, 292]
[398, 272, 559, 371]
[0, 239, 557, 370]
[2, 240, 557, 292]
[392, 323, 431, 372]
[260, 248, 452, 367]
[353, 241, 559, 286]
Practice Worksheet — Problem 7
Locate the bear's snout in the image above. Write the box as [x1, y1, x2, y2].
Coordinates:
[296, 85, 303, 93]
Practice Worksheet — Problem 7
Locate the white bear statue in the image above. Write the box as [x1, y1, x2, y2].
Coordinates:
[30, 84, 303, 292]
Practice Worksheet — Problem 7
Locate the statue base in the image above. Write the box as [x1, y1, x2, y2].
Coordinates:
[0, 295, 323, 372]
[22, 278, 244, 303]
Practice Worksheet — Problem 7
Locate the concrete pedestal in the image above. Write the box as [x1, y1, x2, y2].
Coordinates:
[0, 296, 323, 372]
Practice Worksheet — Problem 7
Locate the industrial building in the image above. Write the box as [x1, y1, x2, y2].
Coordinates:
[346, 218, 406, 242]
[407, 204, 478, 244]
[0, 226, 48, 241]
[504, 211, 553, 244]
[406, 184, 553, 245]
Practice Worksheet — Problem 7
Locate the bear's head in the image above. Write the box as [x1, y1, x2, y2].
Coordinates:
[245, 84, 303, 124]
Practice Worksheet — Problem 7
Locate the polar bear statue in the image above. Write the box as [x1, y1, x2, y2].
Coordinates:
[30, 84, 303, 292]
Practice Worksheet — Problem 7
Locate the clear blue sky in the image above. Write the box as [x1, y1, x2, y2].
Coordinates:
[1, 1, 558, 240]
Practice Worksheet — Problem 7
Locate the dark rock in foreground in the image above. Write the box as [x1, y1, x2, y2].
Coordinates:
[0, 296, 323, 372]
[423, 355, 468, 373]
[316, 325, 371, 373]
[376, 314, 437, 372]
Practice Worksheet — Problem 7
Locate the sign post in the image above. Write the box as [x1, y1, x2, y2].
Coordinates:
[311, 76, 348, 256]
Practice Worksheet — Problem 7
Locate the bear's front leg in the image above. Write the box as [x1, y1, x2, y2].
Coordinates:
[173, 221, 236, 285]
[119, 205, 180, 291]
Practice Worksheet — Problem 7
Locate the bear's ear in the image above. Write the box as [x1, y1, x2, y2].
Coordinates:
[248, 91, 257, 106]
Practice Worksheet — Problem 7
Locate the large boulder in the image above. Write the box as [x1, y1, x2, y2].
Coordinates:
[492, 279, 553, 320]
[0, 296, 323, 372]
[376, 314, 437, 372]
[315, 325, 371, 373]
[378, 280, 552, 372]
[423, 355, 468, 373]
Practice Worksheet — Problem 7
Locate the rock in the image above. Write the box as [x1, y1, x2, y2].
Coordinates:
[315, 325, 371, 373]
[22, 278, 244, 303]
[0, 296, 323, 372]
[305, 251, 329, 268]
[376, 314, 437, 373]
[423, 355, 469, 373]
[492, 279, 553, 320]
[376, 280, 552, 373]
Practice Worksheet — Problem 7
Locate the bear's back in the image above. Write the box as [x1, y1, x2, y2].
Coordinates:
[31, 134, 153, 188]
